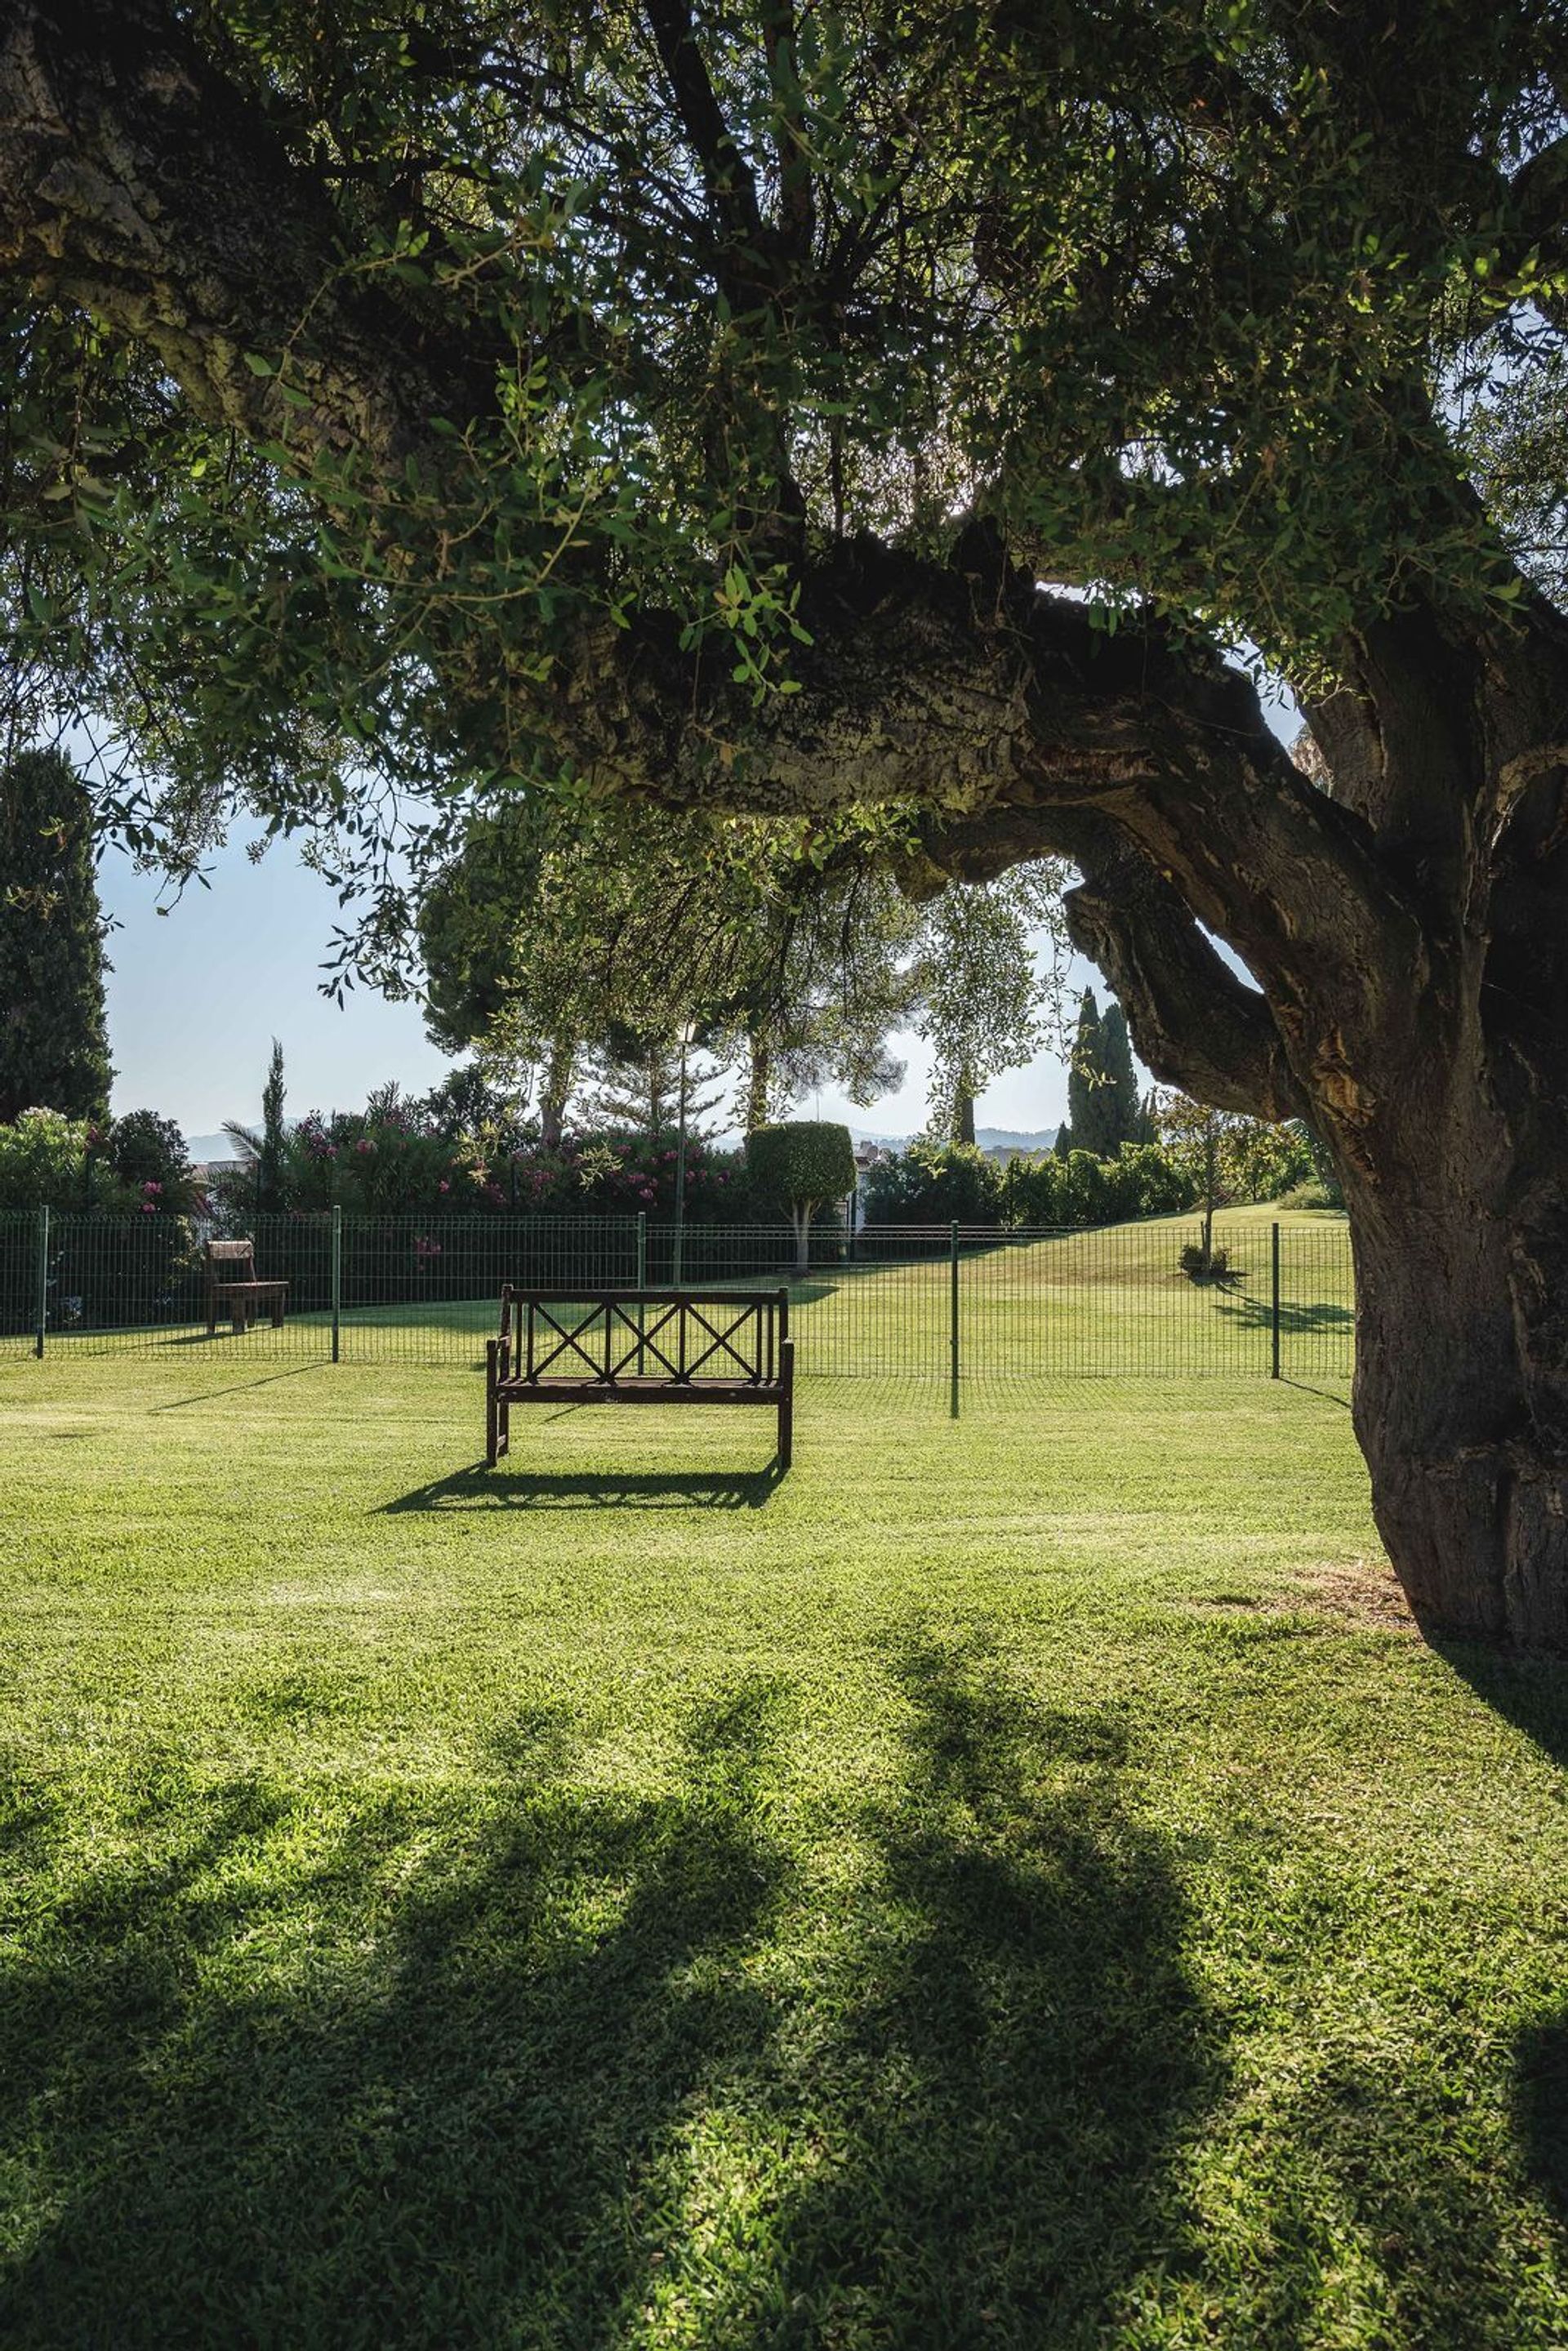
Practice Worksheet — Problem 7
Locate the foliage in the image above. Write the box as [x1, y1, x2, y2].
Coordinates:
[862, 1141, 1005, 1227]
[419, 798, 920, 1137]
[1064, 992, 1145, 1160]
[999, 1143, 1196, 1231]
[105, 1109, 199, 1215]
[1179, 1240, 1233, 1285]
[576, 1040, 729, 1146]
[0, 1107, 99, 1211]
[0, 746, 112, 1125]
[915, 870, 1068, 1142]
[746, 1120, 856, 1267]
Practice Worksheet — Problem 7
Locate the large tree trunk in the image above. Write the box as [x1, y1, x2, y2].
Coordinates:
[1351, 1195, 1568, 1647]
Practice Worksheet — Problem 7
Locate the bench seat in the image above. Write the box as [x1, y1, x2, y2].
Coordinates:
[487, 1288, 793, 1468]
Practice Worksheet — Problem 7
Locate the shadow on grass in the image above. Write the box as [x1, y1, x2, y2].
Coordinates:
[1435, 1646, 1568, 2236]
[0, 1652, 1223, 2349]
[382, 1458, 787, 1512]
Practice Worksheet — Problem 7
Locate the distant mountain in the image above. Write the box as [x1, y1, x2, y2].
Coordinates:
[850, 1125, 1060, 1154]
[187, 1131, 250, 1164]
[977, 1127, 1059, 1153]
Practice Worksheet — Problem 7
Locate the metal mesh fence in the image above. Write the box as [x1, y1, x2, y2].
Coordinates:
[0, 1210, 1354, 1384]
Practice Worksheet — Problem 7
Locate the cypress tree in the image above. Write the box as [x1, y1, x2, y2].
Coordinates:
[0, 747, 113, 1124]
[1098, 1003, 1142, 1152]
[1067, 989, 1118, 1157]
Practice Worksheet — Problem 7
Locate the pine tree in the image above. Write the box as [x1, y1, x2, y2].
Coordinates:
[577, 1039, 728, 1142]
[0, 747, 113, 1124]
[1098, 1004, 1142, 1153]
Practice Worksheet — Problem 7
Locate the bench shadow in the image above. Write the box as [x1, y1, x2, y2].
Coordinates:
[381, 1459, 787, 1512]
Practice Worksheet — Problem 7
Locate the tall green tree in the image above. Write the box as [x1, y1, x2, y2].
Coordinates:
[1098, 1004, 1142, 1155]
[7, 0, 1568, 1636]
[1066, 991, 1116, 1159]
[0, 746, 112, 1124]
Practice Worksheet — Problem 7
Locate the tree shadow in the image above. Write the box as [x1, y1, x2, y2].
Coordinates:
[0, 1654, 1223, 2348]
[381, 1458, 787, 1512]
[1211, 1291, 1356, 1337]
[723, 1637, 1225, 2343]
[1430, 1645, 1568, 2246]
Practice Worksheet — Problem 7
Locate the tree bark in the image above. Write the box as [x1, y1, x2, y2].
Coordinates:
[745, 1031, 772, 1133]
[952, 1085, 976, 1147]
[539, 1040, 573, 1150]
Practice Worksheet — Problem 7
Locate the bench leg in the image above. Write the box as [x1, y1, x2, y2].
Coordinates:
[232, 1305, 247, 1335]
[777, 1339, 795, 1471]
[270, 1300, 285, 1328]
[486, 1341, 500, 1467]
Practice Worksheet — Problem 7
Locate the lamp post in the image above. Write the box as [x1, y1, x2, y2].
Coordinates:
[673, 1019, 697, 1289]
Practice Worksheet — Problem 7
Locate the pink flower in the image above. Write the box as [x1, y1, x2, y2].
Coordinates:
[142, 1180, 162, 1196]
[140, 1201, 155, 1215]
[639, 1187, 656, 1201]
[438, 1178, 451, 1194]
[355, 1138, 376, 1155]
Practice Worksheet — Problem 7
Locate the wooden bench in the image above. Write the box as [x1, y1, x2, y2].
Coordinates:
[204, 1238, 289, 1334]
[486, 1287, 794, 1470]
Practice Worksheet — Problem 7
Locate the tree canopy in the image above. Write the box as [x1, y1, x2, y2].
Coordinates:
[0, 746, 112, 1125]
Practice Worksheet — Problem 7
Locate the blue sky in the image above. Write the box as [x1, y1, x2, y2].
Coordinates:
[98, 830, 1085, 1143]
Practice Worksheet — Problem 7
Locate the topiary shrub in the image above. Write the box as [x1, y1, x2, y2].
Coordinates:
[746, 1120, 855, 1270]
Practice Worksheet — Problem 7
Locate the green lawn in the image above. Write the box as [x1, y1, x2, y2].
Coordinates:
[17, 1205, 1355, 1386]
[1, 1349, 1564, 2347]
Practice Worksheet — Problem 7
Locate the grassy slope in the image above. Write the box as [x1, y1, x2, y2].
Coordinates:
[1, 1346, 1565, 2348]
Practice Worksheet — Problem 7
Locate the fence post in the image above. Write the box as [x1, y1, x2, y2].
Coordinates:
[33, 1204, 49, 1359]
[1271, 1219, 1281, 1379]
[331, 1204, 342, 1364]
[949, 1218, 960, 1419]
[635, 1210, 647, 1373]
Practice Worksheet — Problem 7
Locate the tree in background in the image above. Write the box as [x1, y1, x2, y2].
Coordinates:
[224, 1040, 287, 1213]
[576, 1036, 728, 1146]
[0, 746, 112, 1124]
[1098, 1006, 1143, 1153]
[1156, 1092, 1313, 1271]
[916, 867, 1067, 1143]
[419, 799, 918, 1140]
[1066, 991, 1111, 1157]
[746, 1122, 856, 1272]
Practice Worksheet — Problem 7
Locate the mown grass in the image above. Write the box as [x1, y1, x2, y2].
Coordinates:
[1, 1346, 1564, 2349]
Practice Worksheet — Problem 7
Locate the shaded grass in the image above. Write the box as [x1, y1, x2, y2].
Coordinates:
[0, 1356, 1564, 2346]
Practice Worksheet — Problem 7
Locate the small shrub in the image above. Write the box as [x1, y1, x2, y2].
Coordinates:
[1179, 1242, 1233, 1283]
[1274, 1180, 1341, 1213]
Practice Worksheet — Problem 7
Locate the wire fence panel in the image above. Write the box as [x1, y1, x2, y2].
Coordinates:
[0, 1209, 1355, 1382]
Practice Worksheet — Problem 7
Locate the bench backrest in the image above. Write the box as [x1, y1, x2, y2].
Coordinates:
[500, 1287, 788, 1385]
[205, 1238, 256, 1288]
